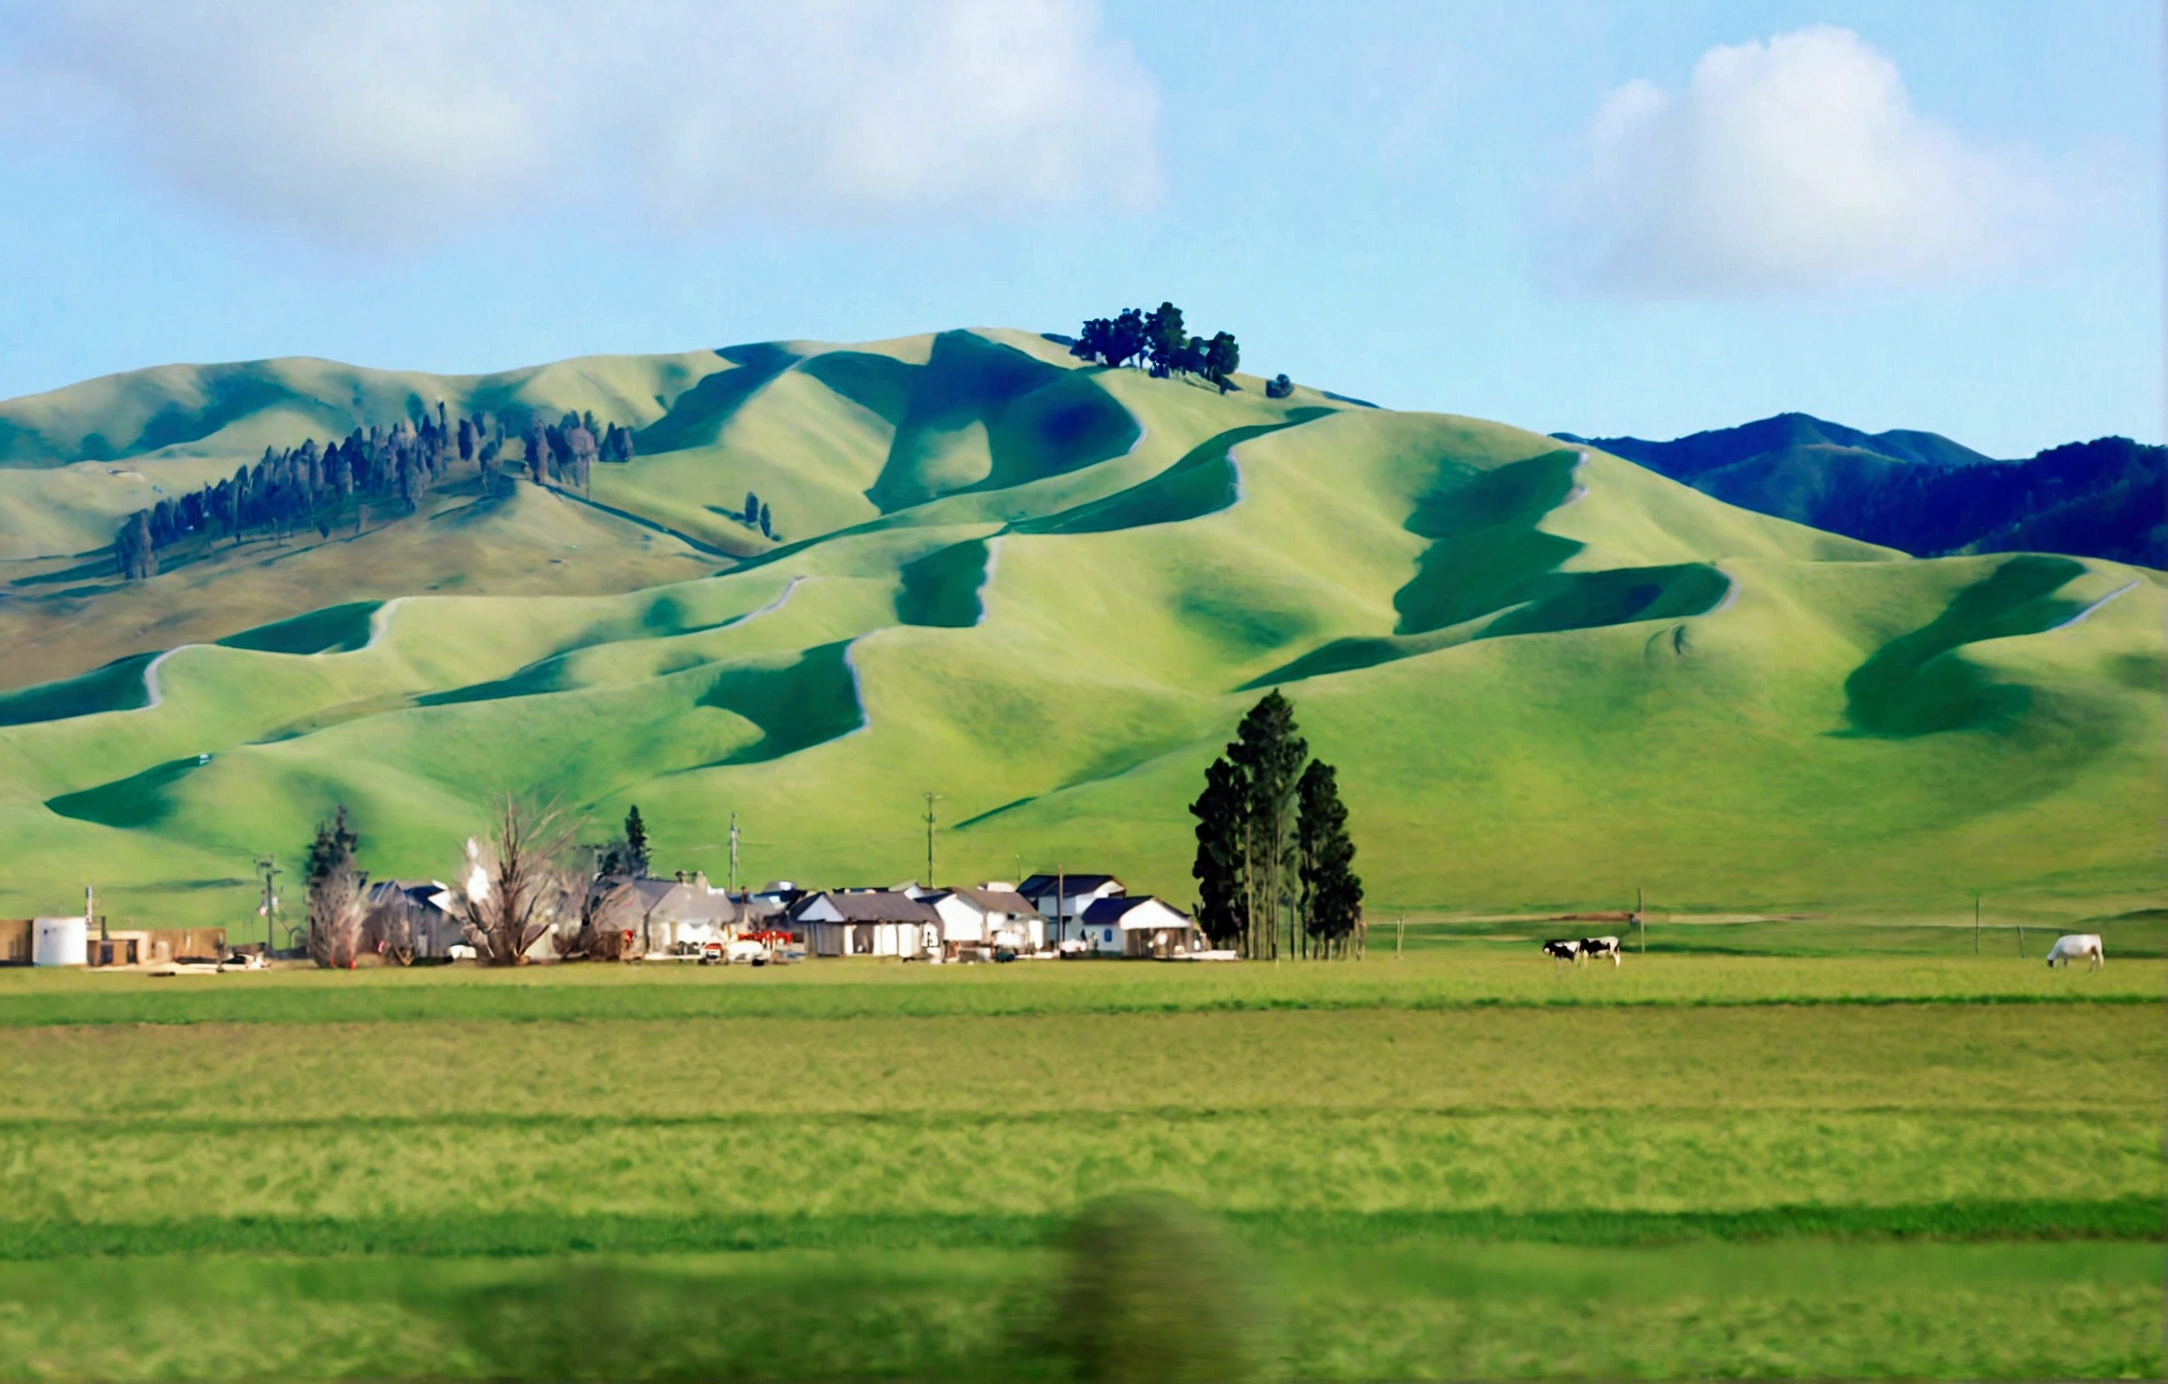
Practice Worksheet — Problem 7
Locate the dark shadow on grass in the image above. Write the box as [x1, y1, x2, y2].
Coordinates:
[1014, 409, 1333, 537]
[692, 640, 864, 765]
[215, 601, 379, 655]
[1243, 450, 1728, 688]
[896, 539, 990, 627]
[868, 331, 1140, 513]
[1840, 555, 2088, 737]
[634, 342, 799, 455]
[46, 754, 207, 829]
[0, 651, 156, 725]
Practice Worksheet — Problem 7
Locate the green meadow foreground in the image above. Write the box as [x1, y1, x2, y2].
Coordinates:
[0, 950, 2156, 1379]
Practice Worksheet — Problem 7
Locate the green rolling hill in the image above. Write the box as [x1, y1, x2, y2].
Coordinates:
[0, 328, 2158, 931]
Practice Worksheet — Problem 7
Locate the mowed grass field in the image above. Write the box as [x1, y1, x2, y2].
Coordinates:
[0, 951, 2156, 1380]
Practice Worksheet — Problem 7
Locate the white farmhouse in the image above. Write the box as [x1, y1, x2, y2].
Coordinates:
[623, 872, 742, 954]
[1017, 873, 1126, 947]
[1077, 895, 1206, 958]
[925, 886, 1045, 955]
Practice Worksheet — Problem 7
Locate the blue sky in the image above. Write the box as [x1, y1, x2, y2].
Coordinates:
[0, 0, 2155, 457]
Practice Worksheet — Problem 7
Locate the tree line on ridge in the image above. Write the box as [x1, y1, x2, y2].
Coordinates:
[112, 406, 639, 580]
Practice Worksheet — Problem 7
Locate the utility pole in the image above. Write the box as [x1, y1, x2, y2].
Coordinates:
[1395, 915, 1404, 960]
[1974, 895, 1981, 955]
[728, 813, 741, 895]
[1636, 886, 1645, 955]
[255, 855, 282, 953]
[922, 793, 942, 889]
[87, 884, 101, 942]
[1056, 863, 1065, 947]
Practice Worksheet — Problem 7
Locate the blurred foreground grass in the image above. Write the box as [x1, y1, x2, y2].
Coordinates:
[0, 1242, 2155, 1381]
[0, 954, 2156, 1378]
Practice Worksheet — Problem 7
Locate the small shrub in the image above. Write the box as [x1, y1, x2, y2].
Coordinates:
[1036, 1193, 1271, 1381]
[1265, 374, 1293, 399]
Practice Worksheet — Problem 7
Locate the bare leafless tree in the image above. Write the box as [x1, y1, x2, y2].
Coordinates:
[555, 877, 639, 961]
[367, 891, 419, 966]
[305, 807, 367, 969]
[454, 796, 580, 965]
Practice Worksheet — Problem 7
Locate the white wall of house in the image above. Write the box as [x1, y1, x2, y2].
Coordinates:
[930, 894, 984, 944]
[1082, 897, 1202, 957]
[1028, 880, 1125, 943]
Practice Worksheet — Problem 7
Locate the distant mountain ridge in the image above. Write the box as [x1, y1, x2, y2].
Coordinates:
[1555, 413, 2165, 568]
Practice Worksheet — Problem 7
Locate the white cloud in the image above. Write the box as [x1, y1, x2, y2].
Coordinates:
[1546, 26, 2058, 297]
[2, 0, 1159, 248]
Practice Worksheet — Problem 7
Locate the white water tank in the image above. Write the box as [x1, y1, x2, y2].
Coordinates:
[33, 916, 88, 967]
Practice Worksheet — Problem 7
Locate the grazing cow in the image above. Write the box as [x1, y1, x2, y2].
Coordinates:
[2044, 934, 2104, 971]
[1578, 935, 1622, 967]
[1542, 939, 1581, 965]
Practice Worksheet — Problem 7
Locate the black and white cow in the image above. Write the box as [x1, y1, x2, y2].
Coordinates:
[1578, 935, 1622, 967]
[1542, 939, 1581, 965]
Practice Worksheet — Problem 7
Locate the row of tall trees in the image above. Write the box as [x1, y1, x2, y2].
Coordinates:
[1189, 691, 1363, 959]
[1072, 302, 1243, 393]
[111, 405, 638, 581]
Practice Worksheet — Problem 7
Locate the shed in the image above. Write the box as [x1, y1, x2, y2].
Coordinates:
[790, 890, 940, 958]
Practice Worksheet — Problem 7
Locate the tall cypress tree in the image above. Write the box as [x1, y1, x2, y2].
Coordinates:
[1188, 756, 1248, 949]
[1225, 690, 1306, 959]
[623, 805, 650, 879]
[1297, 760, 1363, 958]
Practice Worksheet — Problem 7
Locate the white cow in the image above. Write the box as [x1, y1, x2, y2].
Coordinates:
[2044, 934, 2104, 971]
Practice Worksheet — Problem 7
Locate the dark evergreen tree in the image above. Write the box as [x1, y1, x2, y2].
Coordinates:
[744, 490, 760, 523]
[757, 501, 773, 537]
[1296, 760, 1362, 957]
[1072, 317, 1117, 367]
[1266, 373, 1293, 399]
[1188, 755, 1248, 948]
[622, 805, 650, 878]
[1204, 332, 1241, 392]
[1145, 301, 1187, 376]
[1110, 307, 1147, 368]
[1227, 689, 1305, 958]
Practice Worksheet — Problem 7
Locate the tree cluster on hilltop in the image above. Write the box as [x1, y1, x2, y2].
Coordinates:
[1190, 690, 1363, 959]
[1072, 302, 1243, 393]
[110, 404, 638, 581]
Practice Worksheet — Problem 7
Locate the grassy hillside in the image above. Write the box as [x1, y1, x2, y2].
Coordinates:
[0, 330, 2158, 929]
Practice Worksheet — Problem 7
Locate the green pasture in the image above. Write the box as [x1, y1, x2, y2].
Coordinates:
[0, 956, 2157, 1379]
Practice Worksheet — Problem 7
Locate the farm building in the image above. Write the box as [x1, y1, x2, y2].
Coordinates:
[1017, 873, 1126, 946]
[1077, 896, 1205, 958]
[621, 872, 742, 954]
[791, 890, 940, 957]
[364, 880, 465, 959]
[924, 886, 1045, 955]
[83, 927, 226, 967]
